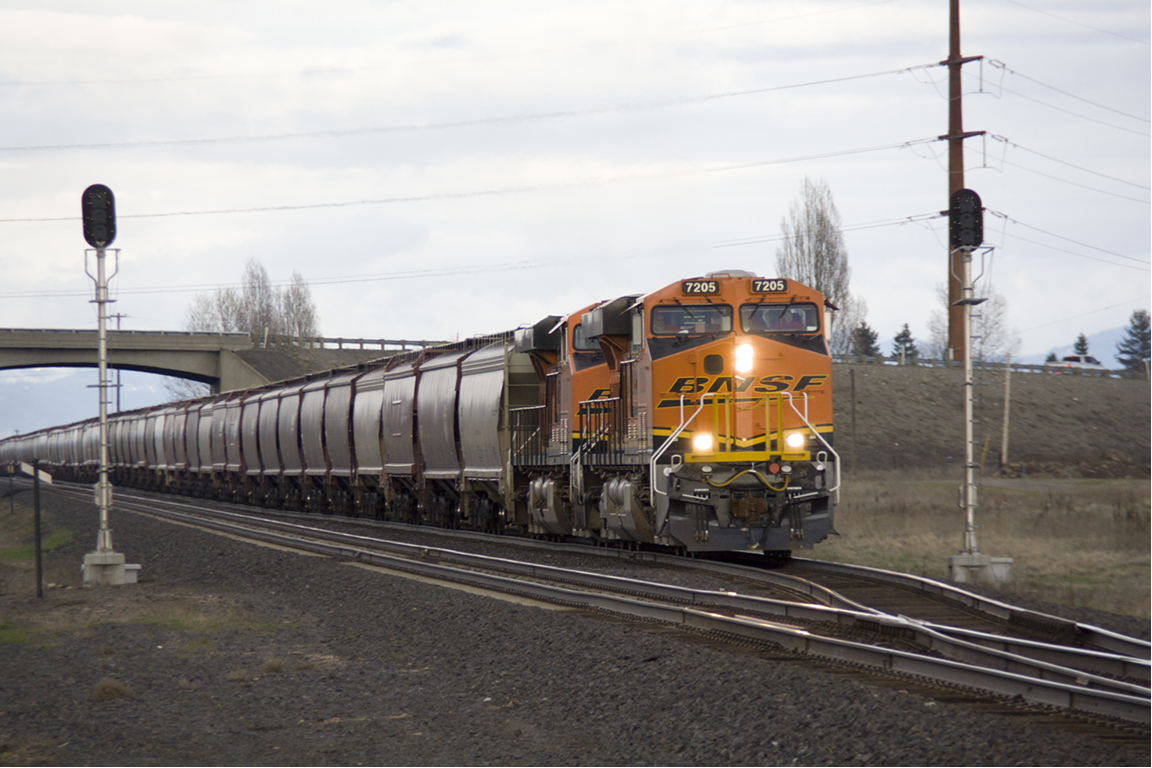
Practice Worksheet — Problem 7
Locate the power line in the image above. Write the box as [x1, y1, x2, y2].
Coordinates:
[0, 260, 548, 300]
[986, 210, 1151, 272]
[988, 154, 1150, 204]
[988, 135, 1149, 190]
[712, 213, 942, 248]
[0, 134, 947, 225]
[999, 0, 1151, 46]
[986, 59, 1150, 123]
[709, 137, 939, 173]
[1020, 295, 1151, 332]
[0, 64, 940, 153]
[969, 71, 1151, 138]
[995, 214, 1150, 265]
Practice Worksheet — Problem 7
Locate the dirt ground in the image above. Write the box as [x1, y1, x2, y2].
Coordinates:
[2, 489, 1149, 767]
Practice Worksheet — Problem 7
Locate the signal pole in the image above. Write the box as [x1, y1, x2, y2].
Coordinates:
[946, 189, 1011, 586]
[80, 184, 138, 587]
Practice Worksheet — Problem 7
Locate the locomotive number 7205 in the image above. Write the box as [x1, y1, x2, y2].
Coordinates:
[752, 279, 787, 293]
[681, 280, 720, 294]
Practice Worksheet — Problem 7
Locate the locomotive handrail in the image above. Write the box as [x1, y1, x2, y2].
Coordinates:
[782, 391, 840, 500]
[571, 397, 622, 501]
[509, 405, 545, 464]
[650, 393, 713, 500]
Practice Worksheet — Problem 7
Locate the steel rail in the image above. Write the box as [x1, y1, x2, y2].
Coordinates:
[19, 480, 1152, 723]
[85, 489, 1150, 725]
[793, 557, 1152, 661]
[178, 504, 1151, 695]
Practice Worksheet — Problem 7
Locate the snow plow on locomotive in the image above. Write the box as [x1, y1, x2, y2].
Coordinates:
[1, 270, 838, 556]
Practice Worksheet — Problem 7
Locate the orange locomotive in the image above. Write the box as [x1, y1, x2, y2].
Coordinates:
[513, 269, 838, 554]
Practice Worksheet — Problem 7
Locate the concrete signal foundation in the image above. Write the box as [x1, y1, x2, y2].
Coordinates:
[948, 552, 1013, 587]
[82, 550, 140, 586]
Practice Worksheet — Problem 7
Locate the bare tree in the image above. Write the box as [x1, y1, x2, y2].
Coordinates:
[183, 288, 243, 333]
[179, 258, 320, 343]
[926, 283, 1019, 362]
[163, 258, 321, 399]
[240, 258, 282, 343]
[828, 294, 867, 356]
[281, 271, 319, 340]
[775, 177, 854, 346]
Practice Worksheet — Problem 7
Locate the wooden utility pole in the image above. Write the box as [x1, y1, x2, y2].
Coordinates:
[945, 0, 983, 362]
[1000, 353, 1012, 467]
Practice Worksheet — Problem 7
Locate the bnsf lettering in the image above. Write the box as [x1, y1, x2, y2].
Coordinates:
[752, 375, 793, 393]
[669, 377, 710, 394]
[664, 374, 827, 398]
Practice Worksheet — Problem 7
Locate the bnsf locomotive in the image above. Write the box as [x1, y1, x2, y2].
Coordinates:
[0, 271, 838, 555]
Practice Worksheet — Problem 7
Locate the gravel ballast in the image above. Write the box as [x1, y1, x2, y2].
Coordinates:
[1, 489, 1149, 766]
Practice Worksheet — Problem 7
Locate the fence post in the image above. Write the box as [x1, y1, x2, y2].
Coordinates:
[33, 458, 43, 599]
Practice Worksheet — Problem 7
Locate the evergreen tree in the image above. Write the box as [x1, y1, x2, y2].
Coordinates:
[1073, 333, 1089, 355]
[1045, 351, 1058, 363]
[891, 324, 918, 362]
[851, 322, 880, 358]
[1115, 309, 1151, 374]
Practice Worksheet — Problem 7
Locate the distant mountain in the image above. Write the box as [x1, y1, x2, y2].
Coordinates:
[1018, 326, 1127, 366]
[0, 370, 170, 438]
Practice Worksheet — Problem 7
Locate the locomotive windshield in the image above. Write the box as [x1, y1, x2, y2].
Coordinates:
[651, 305, 733, 336]
[741, 302, 820, 334]
[571, 323, 599, 351]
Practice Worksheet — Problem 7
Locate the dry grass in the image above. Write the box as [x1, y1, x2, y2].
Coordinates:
[262, 657, 286, 674]
[225, 669, 250, 683]
[90, 676, 133, 701]
[810, 473, 1150, 618]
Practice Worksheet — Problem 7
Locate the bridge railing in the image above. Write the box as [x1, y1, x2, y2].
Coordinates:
[261, 334, 451, 352]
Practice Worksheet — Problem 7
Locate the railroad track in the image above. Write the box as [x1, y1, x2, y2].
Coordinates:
[27, 480, 1150, 730]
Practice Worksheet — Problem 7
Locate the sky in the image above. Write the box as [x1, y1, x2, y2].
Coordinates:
[1, 0, 1149, 437]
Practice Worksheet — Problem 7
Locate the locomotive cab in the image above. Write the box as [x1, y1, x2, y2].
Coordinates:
[581, 270, 839, 553]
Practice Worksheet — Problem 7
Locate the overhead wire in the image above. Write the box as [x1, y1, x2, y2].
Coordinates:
[712, 213, 942, 248]
[987, 135, 1149, 191]
[971, 77, 1150, 138]
[0, 63, 940, 153]
[985, 60, 1149, 124]
[0, 134, 946, 224]
[1020, 295, 1150, 332]
[985, 210, 1150, 272]
[999, 0, 1150, 46]
[987, 155, 1150, 204]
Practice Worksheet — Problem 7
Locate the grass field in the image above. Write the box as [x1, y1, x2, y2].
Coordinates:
[809, 471, 1151, 618]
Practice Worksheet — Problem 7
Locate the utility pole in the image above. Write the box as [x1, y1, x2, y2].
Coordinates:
[944, 0, 984, 363]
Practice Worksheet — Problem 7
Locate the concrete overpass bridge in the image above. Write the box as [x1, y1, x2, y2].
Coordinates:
[0, 329, 443, 393]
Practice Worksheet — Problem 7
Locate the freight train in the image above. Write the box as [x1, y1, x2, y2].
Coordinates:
[1, 270, 839, 555]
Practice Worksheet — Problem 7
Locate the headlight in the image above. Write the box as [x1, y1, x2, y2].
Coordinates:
[692, 432, 714, 452]
[785, 432, 806, 449]
[734, 343, 754, 374]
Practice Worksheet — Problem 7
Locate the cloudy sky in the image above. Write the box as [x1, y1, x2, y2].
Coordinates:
[1, 0, 1148, 436]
